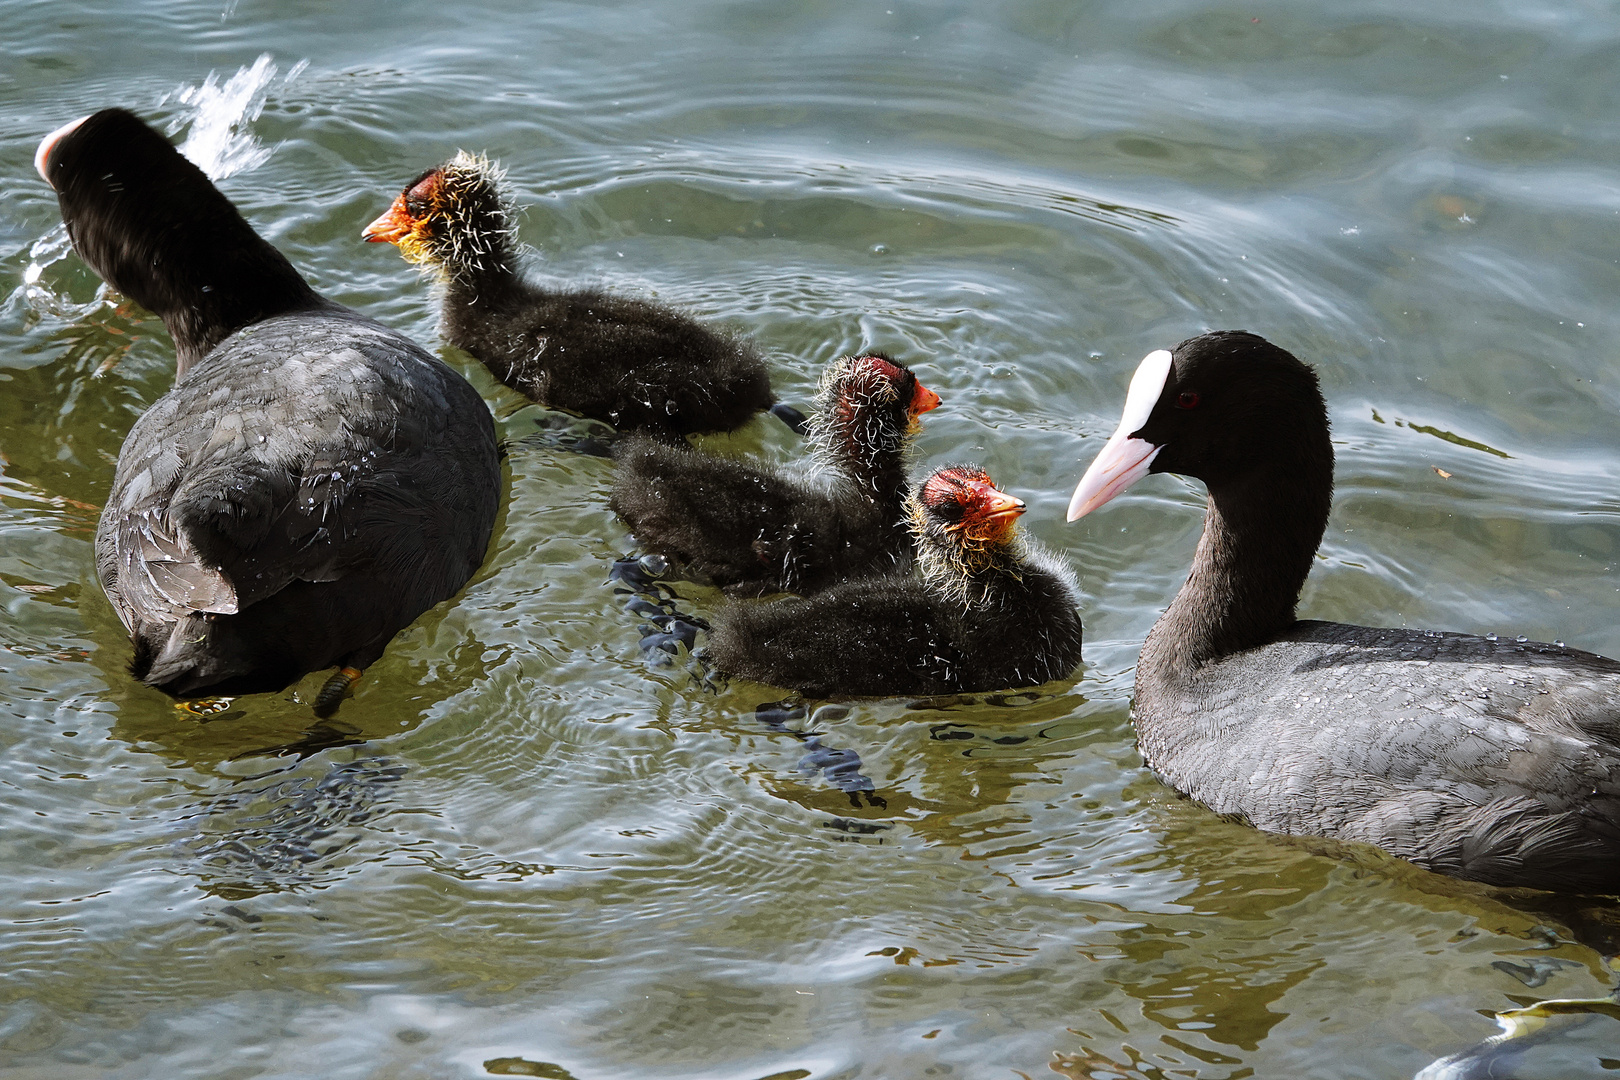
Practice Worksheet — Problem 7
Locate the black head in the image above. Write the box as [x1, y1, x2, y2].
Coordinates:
[807, 353, 940, 487]
[817, 353, 940, 433]
[35, 108, 316, 370]
[1069, 331, 1332, 520]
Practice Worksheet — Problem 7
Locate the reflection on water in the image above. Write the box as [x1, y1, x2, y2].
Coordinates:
[180, 756, 405, 900]
[3, 2, 1620, 1078]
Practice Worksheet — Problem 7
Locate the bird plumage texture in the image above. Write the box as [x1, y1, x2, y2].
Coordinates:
[40, 109, 499, 701]
[366, 152, 776, 439]
[708, 466, 1084, 697]
[1070, 330, 1620, 892]
[610, 353, 937, 595]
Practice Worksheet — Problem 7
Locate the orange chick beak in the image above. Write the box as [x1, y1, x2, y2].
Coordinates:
[963, 481, 1025, 542]
[362, 194, 414, 245]
[911, 380, 942, 415]
[976, 484, 1025, 523]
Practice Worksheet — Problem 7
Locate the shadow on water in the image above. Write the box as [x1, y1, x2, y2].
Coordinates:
[607, 552, 894, 814]
[81, 576, 523, 896]
[83, 632, 419, 898]
[503, 410, 623, 460]
[76, 553, 515, 902]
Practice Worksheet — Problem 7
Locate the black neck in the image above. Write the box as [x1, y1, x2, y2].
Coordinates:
[919, 532, 1024, 610]
[438, 253, 527, 384]
[1142, 458, 1332, 675]
[64, 188, 321, 378]
[156, 234, 324, 376]
[436, 198, 522, 303]
[48, 110, 325, 377]
[442, 249, 521, 306]
[852, 438, 910, 514]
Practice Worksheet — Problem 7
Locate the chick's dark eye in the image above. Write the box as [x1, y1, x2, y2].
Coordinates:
[1176, 391, 1201, 410]
[405, 196, 428, 218]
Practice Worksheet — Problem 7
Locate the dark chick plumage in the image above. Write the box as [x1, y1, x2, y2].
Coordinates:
[708, 466, 1084, 697]
[1070, 330, 1620, 893]
[36, 109, 499, 708]
[609, 354, 940, 596]
[364, 152, 777, 440]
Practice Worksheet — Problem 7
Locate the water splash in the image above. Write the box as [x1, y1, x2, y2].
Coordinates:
[18, 54, 309, 319]
[18, 225, 105, 320]
[161, 53, 309, 181]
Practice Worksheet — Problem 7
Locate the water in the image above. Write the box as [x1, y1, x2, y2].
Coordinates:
[3, 2, 1619, 1077]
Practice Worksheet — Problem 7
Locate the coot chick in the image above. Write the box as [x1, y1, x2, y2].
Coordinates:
[363, 152, 783, 440]
[610, 353, 941, 596]
[1069, 330, 1620, 893]
[708, 466, 1084, 697]
[37, 109, 499, 713]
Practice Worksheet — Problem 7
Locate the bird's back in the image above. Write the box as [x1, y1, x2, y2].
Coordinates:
[98, 306, 500, 696]
[1135, 621, 1620, 891]
[444, 279, 773, 437]
[956, 546, 1085, 691]
[611, 435, 902, 596]
[708, 576, 964, 698]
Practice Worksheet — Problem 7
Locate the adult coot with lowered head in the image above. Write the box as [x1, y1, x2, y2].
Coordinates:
[36, 109, 500, 715]
[364, 152, 795, 440]
[1068, 330, 1620, 892]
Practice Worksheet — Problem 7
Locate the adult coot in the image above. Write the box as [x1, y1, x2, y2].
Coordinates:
[1068, 330, 1620, 892]
[611, 353, 940, 596]
[36, 109, 500, 715]
[363, 152, 792, 440]
[708, 465, 1084, 697]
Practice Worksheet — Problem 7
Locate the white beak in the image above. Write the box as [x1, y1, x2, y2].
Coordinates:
[36, 115, 90, 187]
[1067, 349, 1172, 522]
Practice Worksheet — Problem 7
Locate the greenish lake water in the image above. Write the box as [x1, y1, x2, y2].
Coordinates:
[3, 2, 1619, 1077]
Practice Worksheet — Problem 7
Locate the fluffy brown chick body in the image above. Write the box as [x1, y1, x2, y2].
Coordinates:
[366, 153, 776, 440]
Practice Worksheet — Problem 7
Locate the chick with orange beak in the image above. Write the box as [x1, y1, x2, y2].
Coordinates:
[706, 465, 1083, 697]
[365, 152, 794, 441]
[612, 353, 941, 596]
[362, 163, 476, 268]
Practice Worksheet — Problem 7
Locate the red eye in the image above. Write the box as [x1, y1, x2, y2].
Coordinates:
[1176, 391, 1200, 409]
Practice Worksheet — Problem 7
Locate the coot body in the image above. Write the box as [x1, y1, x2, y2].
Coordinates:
[611, 354, 939, 595]
[709, 466, 1084, 697]
[1069, 331, 1620, 892]
[38, 109, 500, 707]
[364, 153, 778, 440]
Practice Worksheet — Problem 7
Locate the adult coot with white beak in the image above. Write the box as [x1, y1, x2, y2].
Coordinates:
[1069, 330, 1620, 892]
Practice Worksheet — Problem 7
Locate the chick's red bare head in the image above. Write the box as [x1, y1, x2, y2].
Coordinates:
[921, 466, 1026, 546]
[362, 167, 447, 261]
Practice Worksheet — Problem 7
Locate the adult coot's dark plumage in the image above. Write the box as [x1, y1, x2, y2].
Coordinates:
[708, 466, 1084, 697]
[1069, 330, 1620, 893]
[363, 152, 787, 440]
[610, 353, 940, 596]
[37, 109, 500, 714]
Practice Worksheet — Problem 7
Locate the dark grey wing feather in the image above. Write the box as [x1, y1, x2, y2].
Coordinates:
[97, 308, 499, 691]
[1138, 623, 1620, 889]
